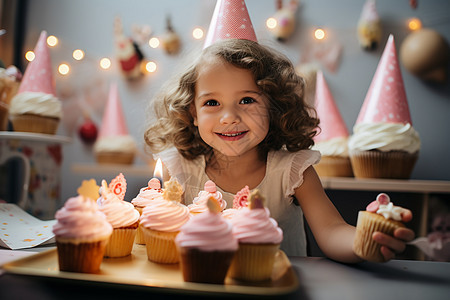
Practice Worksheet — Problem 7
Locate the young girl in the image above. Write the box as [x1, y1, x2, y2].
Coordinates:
[144, 39, 414, 263]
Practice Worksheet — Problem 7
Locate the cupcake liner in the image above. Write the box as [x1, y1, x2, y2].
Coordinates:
[314, 156, 354, 177]
[56, 238, 109, 273]
[95, 152, 135, 165]
[178, 247, 236, 284]
[142, 227, 179, 263]
[104, 227, 137, 258]
[353, 211, 405, 262]
[10, 114, 59, 134]
[228, 243, 280, 282]
[134, 207, 146, 245]
[349, 150, 418, 179]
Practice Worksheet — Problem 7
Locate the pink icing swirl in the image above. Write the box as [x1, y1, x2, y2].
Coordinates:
[139, 199, 190, 232]
[97, 194, 140, 228]
[188, 181, 227, 214]
[131, 185, 164, 207]
[53, 196, 113, 241]
[231, 207, 283, 244]
[175, 212, 238, 251]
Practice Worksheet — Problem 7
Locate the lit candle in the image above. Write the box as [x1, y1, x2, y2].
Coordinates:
[153, 158, 164, 187]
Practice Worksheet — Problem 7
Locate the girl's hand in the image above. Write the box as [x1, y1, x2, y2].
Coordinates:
[372, 208, 415, 261]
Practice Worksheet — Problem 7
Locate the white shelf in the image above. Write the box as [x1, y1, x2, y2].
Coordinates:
[320, 177, 450, 194]
[71, 163, 153, 177]
[0, 132, 72, 144]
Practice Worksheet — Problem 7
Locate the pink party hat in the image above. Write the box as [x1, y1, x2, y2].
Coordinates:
[18, 31, 56, 95]
[203, 0, 257, 49]
[314, 70, 349, 142]
[99, 82, 129, 137]
[356, 35, 412, 125]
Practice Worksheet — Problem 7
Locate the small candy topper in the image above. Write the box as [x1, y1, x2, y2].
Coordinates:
[204, 180, 217, 193]
[77, 179, 100, 201]
[109, 173, 127, 201]
[162, 177, 183, 202]
[233, 185, 250, 209]
[148, 178, 161, 190]
[206, 196, 221, 214]
[248, 189, 266, 210]
[366, 193, 390, 212]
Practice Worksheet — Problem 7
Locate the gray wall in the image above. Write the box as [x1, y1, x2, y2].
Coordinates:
[21, 0, 450, 207]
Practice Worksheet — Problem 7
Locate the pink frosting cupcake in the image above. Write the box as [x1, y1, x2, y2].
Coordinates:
[229, 189, 283, 281]
[97, 178, 140, 258]
[139, 177, 190, 263]
[176, 196, 238, 284]
[188, 180, 227, 215]
[131, 178, 164, 244]
[53, 195, 113, 273]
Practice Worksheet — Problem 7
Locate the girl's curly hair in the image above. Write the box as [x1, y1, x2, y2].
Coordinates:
[144, 39, 319, 160]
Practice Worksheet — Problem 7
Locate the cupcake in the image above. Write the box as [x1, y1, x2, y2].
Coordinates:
[93, 82, 137, 165]
[312, 71, 353, 177]
[0, 66, 21, 130]
[353, 193, 407, 262]
[10, 31, 61, 134]
[348, 35, 420, 179]
[188, 180, 226, 215]
[52, 189, 113, 273]
[139, 177, 190, 263]
[131, 178, 164, 244]
[222, 185, 250, 220]
[229, 189, 283, 282]
[97, 175, 140, 258]
[176, 196, 238, 284]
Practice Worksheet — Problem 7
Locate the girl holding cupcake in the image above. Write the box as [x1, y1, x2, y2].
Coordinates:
[143, 0, 414, 263]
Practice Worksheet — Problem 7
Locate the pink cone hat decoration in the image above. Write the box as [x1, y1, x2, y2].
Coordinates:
[314, 70, 349, 142]
[99, 82, 129, 138]
[203, 0, 257, 49]
[18, 31, 56, 96]
[356, 35, 412, 125]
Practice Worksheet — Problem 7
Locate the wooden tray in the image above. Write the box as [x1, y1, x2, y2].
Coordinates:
[3, 244, 299, 296]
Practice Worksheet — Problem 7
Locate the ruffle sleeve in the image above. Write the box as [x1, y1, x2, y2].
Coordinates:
[284, 150, 321, 198]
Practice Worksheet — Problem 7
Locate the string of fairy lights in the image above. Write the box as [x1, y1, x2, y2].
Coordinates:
[23, 17, 423, 76]
[23, 25, 206, 76]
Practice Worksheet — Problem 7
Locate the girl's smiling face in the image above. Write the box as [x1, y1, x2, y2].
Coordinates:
[192, 59, 270, 158]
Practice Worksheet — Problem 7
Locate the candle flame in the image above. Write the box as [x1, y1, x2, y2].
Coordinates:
[154, 158, 163, 179]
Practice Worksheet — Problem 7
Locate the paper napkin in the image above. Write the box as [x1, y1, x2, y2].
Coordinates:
[0, 203, 56, 250]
